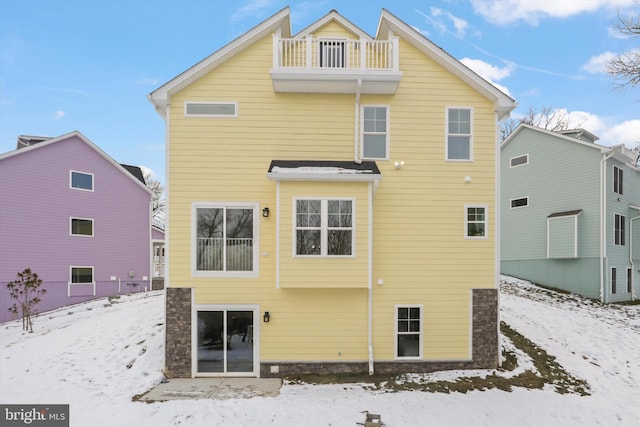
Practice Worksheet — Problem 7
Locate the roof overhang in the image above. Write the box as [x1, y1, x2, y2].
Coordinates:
[547, 209, 583, 218]
[267, 160, 381, 182]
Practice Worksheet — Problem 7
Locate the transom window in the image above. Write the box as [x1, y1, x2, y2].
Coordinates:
[510, 197, 529, 208]
[70, 171, 93, 191]
[510, 154, 529, 168]
[396, 305, 422, 359]
[194, 204, 257, 274]
[446, 108, 472, 161]
[362, 106, 389, 159]
[71, 267, 93, 284]
[613, 166, 623, 195]
[465, 205, 487, 239]
[185, 102, 237, 118]
[71, 218, 93, 236]
[614, 214, 625, 246]
[295, 199, 353, 257]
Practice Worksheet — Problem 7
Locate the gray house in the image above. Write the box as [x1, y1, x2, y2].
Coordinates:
[501, 124, 640, 303]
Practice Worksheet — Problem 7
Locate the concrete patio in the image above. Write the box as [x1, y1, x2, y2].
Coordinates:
[136, 378, 282, 402]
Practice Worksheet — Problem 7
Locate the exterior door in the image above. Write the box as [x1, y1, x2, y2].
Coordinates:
[196, 308, 257, 376]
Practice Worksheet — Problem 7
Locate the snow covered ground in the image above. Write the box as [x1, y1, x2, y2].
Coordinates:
[1, 277, 639, 427]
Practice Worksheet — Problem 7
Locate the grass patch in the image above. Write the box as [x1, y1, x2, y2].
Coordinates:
[285, 322, 590, 396]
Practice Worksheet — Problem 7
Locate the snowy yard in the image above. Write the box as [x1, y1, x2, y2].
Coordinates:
[1, 277, 639, 426]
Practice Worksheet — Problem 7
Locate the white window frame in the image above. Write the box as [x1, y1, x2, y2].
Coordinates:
[293, 198, 355, 258]
[184, 102, 238, 118]
[464, 204, 488, 239]
[192, 202, 259, 278]
[69, 266, 94, 284]
[510, 197, 529, 209]
[445, 107, 473, 162]
[627, 267, 633, 293]
[70, 170, 94, 191]
[394, 304, 423, 360]
[510, 154, 529, 168]
[614, 213, 625, 246]
[361, 105, 390, 160]
[70, 217, 94, 237]
[613, 166, 623, 195]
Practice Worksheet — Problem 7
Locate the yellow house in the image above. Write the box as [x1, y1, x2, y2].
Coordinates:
[149, 7, 516, 378]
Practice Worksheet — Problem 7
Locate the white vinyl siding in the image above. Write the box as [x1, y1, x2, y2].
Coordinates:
[547, 213, 580, 259]
[185, 102, 238, 118]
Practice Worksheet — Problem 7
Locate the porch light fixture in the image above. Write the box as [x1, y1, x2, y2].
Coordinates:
[262, 207, 270, 217]
[263, 311, 270, 323]
[394, 161, 404, 170]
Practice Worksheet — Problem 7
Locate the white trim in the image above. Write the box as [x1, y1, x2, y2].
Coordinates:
[70, 217, 94, 237]
[275, 182, 281, 289]
[68, 266, 95, 297]
[509, 196, 529, 209]
[184, 101, 238, 118]
[445, 107, 473, 162]
[360, 104, 390, 160]
[292, 197, 356, 258]
[192, 304, 260, 377]
[191, 202, 260, 277]
[547, 214, 580, 259]
[509, 154, 529, 168]
[69, 170, 94, 192]
[394, 304, 423, 360]
[464, 204, 488, 240]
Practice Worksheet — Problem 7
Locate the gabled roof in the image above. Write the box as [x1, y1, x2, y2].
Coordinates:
[0, 131, 152, 194]
[17, 135, 51, 149]
[501, 123, 609, 153]
[148, 7, 516, 118]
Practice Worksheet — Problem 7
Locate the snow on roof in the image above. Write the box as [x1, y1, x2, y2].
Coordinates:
[271, 166, 374, 174]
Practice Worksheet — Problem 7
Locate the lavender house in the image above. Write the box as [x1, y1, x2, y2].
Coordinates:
[0, 131, 154, 323]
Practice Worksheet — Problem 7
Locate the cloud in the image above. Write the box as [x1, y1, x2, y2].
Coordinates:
[140, 166, 155, 180]
[583, 52, 616, 74]
[460, 58, 513, 95]
[230, 0, 278, 22]
[470, 0, 637, 26]
[53, 110, 65, 120]
[600, 119, 640, 147]
[427, 7, 469, 38]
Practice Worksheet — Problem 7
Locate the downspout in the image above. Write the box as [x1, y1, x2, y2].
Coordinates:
[600, 151, 614, 303]
[494, 111, 502, 367]
[354, 79, 363, 164]
[368, 181, 374, 374]
[630, 207, 640, 301]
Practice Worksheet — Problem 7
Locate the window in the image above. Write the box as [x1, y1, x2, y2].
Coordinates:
[362, 106, 389, 159]
[510, 154, 529, 168]
[70, 218, 93, 236]
[70, 171, 93, 191]
[71, 267, 93, 284]
[628, 268, 633, 293]
[295, 199, 353, 256]
[194, 204, 257, 274]
[185, 102, 237, 118]
[612, 267, 617, 294]
[446, 108, 472, 161]
[465, 205, 487, 239]
[510, 197, 529, 209]
[395, 305, 422, 359]
[613, 166, 623, 195]
[319, 40, 345, 68]
[614, 214, 625, 246]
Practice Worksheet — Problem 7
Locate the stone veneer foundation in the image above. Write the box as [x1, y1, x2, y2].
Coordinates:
[164, 288, 498, 378]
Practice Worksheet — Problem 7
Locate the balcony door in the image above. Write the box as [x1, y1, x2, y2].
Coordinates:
[195, 306, 258, 376]
[319, 40, 346, 68]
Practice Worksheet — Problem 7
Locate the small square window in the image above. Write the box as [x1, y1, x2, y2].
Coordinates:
[71, 218, 93, 236]
[71, 267, 93, 284]
[70, 171, 93, 191]
[295, 198, 353, 257]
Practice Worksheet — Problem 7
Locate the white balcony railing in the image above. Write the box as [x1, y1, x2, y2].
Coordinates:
[197, 238, 253, 272]
[273, 36, 399, 72]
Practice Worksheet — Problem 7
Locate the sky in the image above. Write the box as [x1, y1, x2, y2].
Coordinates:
[1, 277, 639, 426]
[1, 0, 639, 184]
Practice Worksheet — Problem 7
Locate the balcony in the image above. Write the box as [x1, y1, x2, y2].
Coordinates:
[270, 36, 402, 94]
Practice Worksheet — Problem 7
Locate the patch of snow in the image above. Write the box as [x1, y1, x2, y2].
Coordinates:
[271, 166, 373, 174]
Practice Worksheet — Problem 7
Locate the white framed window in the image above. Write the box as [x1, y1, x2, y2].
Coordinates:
[70, 217, 93, 236]
[611, 267, 617, 294]
[614, 213, 625, 246]
[361, 106, 389, 160]
[70, 170, 93, 191]
[446, 107, 472, 161]
[395, 305, 423, 359]
[613, 166, 623, 195]
[70, 266, 93, 284]
[510, 154, 529, 168]
[185, 102, 238, 118]
[294, 198, 354, 257]
[510, 197, 529, 209]
[193, 203, 259, 277]
[318, 39, 346, 68]
[465, 205, 487, 239]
